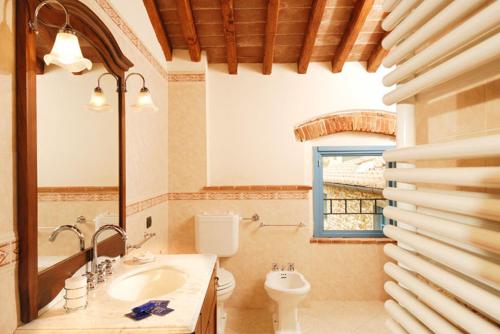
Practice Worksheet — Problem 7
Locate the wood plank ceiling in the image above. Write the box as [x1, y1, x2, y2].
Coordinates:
[145, 0, 387, 74]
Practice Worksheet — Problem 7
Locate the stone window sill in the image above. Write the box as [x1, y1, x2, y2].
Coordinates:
[310, 237, 395, 244]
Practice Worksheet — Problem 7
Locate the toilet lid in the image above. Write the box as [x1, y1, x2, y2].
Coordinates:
[217, 268, 235, 289]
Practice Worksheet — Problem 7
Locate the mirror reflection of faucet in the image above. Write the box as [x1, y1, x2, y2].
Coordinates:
[49, 224, 86, 251]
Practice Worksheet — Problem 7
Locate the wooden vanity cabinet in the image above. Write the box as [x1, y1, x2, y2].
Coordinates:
[193, 267, 217, 334]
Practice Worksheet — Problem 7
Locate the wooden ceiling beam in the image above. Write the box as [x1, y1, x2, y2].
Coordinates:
[331, 0, 374, 73]
[262, 0, 280, 75]
[221, 0, 238, 74]
[175, 0, 201, 62]
[366, 40, 388, 73]
[297, 0, 327, 74]
[143, 0, 173, 61]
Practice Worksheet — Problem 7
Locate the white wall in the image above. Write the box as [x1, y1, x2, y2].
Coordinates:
[207, 62, 395, 185]
[37, 65, 119, 186]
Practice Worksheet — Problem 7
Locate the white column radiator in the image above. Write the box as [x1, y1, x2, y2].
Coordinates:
[380, 1, 500, 333]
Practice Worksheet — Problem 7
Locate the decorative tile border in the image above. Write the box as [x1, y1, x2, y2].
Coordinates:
[0, 240, 17, 268]
[126, 193, 168, 216]
[126, 187, 310, 216]
[94, 0, 168, 80]
[38, 187, 119, 202]
[168, 72, 206, 82]
[168, 191, 310, 200]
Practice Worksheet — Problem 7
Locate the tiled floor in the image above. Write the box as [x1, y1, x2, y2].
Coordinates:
[225, 301, 390, 334]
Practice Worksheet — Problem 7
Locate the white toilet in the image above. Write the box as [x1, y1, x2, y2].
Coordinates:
[265, 270, 311, 334]
[195, 213, 239, 334]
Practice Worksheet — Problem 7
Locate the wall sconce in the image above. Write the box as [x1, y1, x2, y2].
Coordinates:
[86, 72, 116, 111]
[87, 72, 158, 112]
[125, 73, 159, 112]
[30, 0, 92, 73]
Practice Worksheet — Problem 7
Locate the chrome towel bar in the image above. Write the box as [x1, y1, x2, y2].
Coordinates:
[259, 222, 305, 228]
[241, 214, 260, 222]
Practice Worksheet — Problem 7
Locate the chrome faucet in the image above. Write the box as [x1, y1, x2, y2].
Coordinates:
[49, 225, 85, 251]
[91, 224, 127, 275]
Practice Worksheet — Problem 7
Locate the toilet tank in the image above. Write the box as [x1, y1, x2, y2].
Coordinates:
[195, 213, 239, 257]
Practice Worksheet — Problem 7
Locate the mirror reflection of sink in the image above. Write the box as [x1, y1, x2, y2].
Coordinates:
[107, 266, 187, 302]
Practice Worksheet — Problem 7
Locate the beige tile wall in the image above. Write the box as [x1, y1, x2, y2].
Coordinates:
[415, 69, 500, 172]
[37, 201, 118, 256]
[168, 81, 207, 193]
[0, 0, 19, 331]
[167, 73, 391, 310]
[415, 57, 500, 145]
[169, 199, 391, 309]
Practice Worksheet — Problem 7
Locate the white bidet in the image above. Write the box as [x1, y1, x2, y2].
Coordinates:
[264, 270, 310, 334]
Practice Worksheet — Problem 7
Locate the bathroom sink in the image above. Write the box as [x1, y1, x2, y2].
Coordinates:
[108, 266, 187, 301]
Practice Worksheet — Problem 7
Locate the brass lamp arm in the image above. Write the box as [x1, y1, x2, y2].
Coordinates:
[30, 0, 70, 33]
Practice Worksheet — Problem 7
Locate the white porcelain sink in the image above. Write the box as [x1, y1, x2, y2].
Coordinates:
[108, 266, 187, 301]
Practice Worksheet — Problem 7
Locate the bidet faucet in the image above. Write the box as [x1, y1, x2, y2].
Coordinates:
[49, 225, 85, 251]
[91, 224, 127, 275]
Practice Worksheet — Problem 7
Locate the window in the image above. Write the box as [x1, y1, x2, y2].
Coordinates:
[313, 146, 394, 238]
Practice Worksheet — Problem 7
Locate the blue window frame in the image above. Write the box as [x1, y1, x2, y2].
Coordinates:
[313, 146, 394, 238]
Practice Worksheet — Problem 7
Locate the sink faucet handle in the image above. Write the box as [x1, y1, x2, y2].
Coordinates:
[83, 272, 96, 290]
[272, 263, 279, 271]
[104, 259, 115, 275]
[287, 263, 295, 271]
[96, 264, 106, 283]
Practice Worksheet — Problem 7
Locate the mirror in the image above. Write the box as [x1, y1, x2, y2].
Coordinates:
[36, 64, 119, 272]
[17, 0, 132, 321]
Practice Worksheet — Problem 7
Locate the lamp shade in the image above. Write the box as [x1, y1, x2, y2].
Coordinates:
[131, 88, 159, 112]
[86, 87, 111, 112]
[44, 29, 92, 73]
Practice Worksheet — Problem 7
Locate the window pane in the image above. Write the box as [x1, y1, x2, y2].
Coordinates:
[322, 155, 387, 231]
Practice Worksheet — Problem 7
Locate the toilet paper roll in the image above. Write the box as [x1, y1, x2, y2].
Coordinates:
[65, 287, 87, 299]
[65, 276, 86, 290]
[65, 295, 87, 310]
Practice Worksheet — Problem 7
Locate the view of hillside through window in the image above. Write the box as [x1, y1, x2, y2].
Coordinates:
[322, 155, 387, 231]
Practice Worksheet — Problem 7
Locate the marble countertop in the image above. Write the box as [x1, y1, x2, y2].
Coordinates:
[16, 254, 217, 334]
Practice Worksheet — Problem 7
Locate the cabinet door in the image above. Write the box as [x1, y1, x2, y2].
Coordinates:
[193, 267, 217, 334]
[194, 314, 203, 334]
[205, 297, 217, 334]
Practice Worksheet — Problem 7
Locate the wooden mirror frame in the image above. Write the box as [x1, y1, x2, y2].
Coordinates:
[16, 0, 133, 322]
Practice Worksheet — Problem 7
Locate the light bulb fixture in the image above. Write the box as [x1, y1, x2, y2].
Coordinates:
[125, 73, 159, 112]
[86, 72, 158, 113]
[30, 0, 92, 73]
[87, 72, 116, 112]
